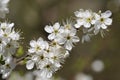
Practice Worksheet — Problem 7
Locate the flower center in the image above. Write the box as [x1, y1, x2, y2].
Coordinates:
[6, 64, 11, 69]
[40, 55, 44, 60]
[54, 30, 58, 34]
[67, 36, 71, 40]
[46, 64, 50, 68]
[87, 18, 91, 22]
[100, 18, 104, 22]
[6, 43, 11, 48]
[65, 24, 71, 29]
[4, 34, 8, 37]
[36, 46, 41, 51]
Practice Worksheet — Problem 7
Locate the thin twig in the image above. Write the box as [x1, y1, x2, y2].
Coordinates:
[16, 54, 28, 64]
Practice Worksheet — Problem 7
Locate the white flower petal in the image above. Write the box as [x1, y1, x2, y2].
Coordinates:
[64, 41, 73, 50]
[47, 72, 52, 78]
[8, 23, 14, 28]
[55, 63, 61, 68]
[26, 60, 34, 70]
[85, 10, 91, 18]
[44, 25, 53, 33]
[2, 71, 10, 79]
[104, 18, 112, 25]
[84, 22, 91, 28]
[64, 50, 69, 58]
[69, 29, 77, 36]
[94, 29, 100, 35]
[94, 13, 100, 20]
[82, 34, 90, 43]
[55, 34, 66, 44]
[72, 36, 80, 42]
[53, 22, 60, 30]
[48, 33, 55, 40]
[28, 48, 35, 53]
[31, 55, 39, 62]
[74, 23, 81, 28]
[77, 19, 84, 25]
[94, 22, 101, 30]
[40, 70, 46, 77]
[30, 40, 37, 47]
[101, 24, 107, 29]
[74, 9, 84, 17]
[38, 37, 43, 42]
[101, 10, 112, 18]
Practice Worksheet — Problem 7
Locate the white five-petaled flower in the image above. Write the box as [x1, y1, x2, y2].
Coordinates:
[47, 47, 65, 68]
[28, 37, 46, 54]
[74, 9, 95, 28]
[55, 29, 80, 50]
[94, 10, 112, 30]
[93, 10, 112, 35]
[45, 22, 61, 40]
[39, 61, 59, 78]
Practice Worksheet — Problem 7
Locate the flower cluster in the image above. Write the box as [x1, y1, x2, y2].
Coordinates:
[26, 9, 112, 79]
[0, 22, 20, 78]
[45, 21, 80, 50]
[26, 37, 69, 78]
[74, 9, 112, 43]
[0, 0, 10, 18]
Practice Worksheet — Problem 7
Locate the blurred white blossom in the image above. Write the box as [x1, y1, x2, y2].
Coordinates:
[34, 70, 65, 80]
[0, 0, 10, 18]
[75, 73, 93, 80]
[91, 60, 104, 72]
[0, 56, 16, 79]
[8, 72, 33, 80]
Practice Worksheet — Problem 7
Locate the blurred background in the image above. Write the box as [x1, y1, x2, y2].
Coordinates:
[2, 0, 120, 80]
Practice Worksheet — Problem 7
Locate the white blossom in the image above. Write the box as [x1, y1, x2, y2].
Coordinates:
[74, 9, 95, 28]
[45, 22, 61, 40]
[8, 72, 34, 80]
[0, 0, 10, 18]
[39, 62, 59, 78]
[28, 37, 47, 54]
[55, 29, 79, 50]
[0, 56, 16, 79]
[75, 73, 93, 80]
[94, 10, 112, 35]
[91, 60, 104, 72]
